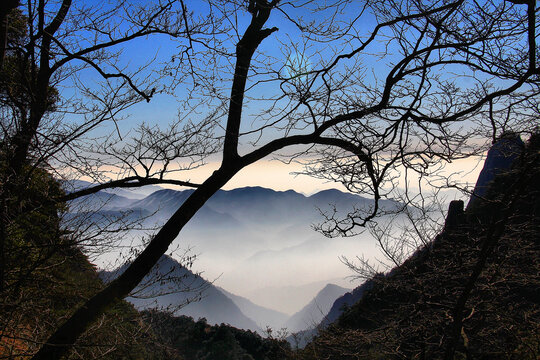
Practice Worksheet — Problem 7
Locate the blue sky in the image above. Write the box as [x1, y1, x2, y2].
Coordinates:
[52, 0, 498, 196]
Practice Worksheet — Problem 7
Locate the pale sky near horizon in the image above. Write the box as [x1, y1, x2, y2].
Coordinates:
[158, 154, 485, 200]
[169, 158, 350, 195]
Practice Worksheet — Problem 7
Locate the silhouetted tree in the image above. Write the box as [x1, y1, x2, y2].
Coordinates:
[0, 0, 211, 357]
[0, 0, 537, 358]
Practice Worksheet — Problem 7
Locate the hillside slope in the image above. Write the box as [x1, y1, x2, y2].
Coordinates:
[302, 135, 540, 359]
[101, 255, 262, 333]
[143, 310, 292, 360]
[1, 168, 172, 359]
[284, 284, 350, 333]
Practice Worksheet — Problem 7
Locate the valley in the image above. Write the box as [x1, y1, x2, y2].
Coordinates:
[69, 185, 390, 316]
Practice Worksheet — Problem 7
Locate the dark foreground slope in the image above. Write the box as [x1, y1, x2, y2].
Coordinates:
[0, 242, 174, 359]
[0, 165, 173, 359]
[143, 310, 292, 360]
[302, 135, 540, 359]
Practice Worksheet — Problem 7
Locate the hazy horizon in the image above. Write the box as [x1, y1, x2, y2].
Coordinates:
[89, 153, 483, 198]
[76, 185, 393, 314]
[76, 154, 484, 315]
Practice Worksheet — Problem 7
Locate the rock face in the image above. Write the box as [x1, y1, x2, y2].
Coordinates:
[443, 199, 464, 231]
[467, 134, 524, 210]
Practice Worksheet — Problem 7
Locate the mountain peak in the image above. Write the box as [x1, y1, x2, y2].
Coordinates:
[284, 283, 350, 333]
[320, 283, 348, 293]
[312, 188, 344, 195]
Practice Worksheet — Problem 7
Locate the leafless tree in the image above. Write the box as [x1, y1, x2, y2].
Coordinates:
[0, 0, 216, 357]
[0, 0, 537, 358]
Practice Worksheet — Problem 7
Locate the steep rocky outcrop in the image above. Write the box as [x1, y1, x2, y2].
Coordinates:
[467, 133, 524, 210]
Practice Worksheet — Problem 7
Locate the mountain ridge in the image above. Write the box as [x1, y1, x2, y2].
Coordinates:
[284, 283, 350, 333]
[100, 255, 262, 333]
[71, 185, 390, 314]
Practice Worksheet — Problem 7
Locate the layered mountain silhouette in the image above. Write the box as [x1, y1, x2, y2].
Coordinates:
[245, 279, 351, 318]
[66, 181, 416, 342]
[100, 255, 349, 336]
[284, 283, 350, 333]
[68, 185, 395, 314]
[218, 287, 289, 331]
[100, 255, 262, 333]
[286, 279, 374, 348]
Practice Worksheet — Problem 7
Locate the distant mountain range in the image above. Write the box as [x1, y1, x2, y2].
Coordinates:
[218, 287, 289, 331]
[284, 283, 350, 333]
[101, 255, 350, 336]
[69, 183, 394, 315]
[100, 255, 262, 333]
[63, 179, 163, 200]
[245, 279, 351, 316]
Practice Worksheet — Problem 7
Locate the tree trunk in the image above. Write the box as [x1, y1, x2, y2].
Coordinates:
[31, 165, 238, 360]
[31, 3, 278, 358]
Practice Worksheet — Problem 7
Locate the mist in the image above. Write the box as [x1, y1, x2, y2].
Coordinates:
[71, 185, 396, 314]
